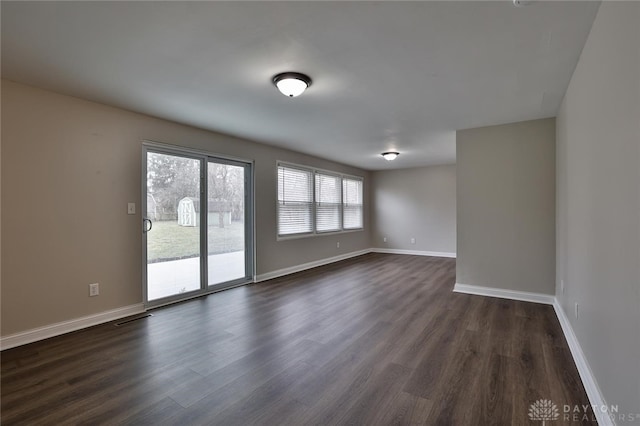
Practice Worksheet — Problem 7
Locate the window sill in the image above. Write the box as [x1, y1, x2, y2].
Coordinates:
[277, 228, 364, 242]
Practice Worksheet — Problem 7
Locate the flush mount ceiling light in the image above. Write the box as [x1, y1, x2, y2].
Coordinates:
[381, 152, 400, 161]
[272, 72, 312, 97]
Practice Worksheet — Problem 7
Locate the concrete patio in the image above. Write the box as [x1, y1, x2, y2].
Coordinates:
[147, 251, 245, 300]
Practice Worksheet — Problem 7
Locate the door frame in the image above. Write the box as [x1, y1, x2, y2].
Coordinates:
[142, 140, 255, 308]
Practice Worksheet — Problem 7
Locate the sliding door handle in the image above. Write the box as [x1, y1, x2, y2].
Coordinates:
[143, 218, 153, 233]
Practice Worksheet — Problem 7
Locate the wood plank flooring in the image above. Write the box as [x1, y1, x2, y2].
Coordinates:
[1, 253, 596, 425]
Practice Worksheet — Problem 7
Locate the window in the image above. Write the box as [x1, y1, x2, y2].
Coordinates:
[315, 172, 342, 232]
[342, 177, 363, 229]
[277, 165, 313, 236]
[277, 162, 363, 237]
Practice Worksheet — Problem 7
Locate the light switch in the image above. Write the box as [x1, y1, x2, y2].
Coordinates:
[127, 203, 136, 215]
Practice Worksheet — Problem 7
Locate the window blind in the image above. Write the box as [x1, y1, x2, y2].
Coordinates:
[277, 166, 313, 236]
[315, 172, 341, 232]
[277, 162, 364, 237]
[342, 177, 363, 229]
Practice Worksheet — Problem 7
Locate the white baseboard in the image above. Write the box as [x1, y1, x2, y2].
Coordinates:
[0, 252, 612, 426]
[553, 300, 614, 426]
[3, 250, 371, 349]
[1, 303, 145, 351]
[255, 249, 372, 283]
[453, 282, 555, 304]
[452, 282, 612, 425]
[371, 248, 456, 258]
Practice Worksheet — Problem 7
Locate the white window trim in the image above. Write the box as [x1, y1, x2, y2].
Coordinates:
[276, 161, 364, 240]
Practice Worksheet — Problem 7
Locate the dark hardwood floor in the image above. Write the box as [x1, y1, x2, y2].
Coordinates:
[1, 253, 595, 425]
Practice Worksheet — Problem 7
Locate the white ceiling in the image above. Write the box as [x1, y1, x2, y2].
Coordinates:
[1, 1, 599, 170]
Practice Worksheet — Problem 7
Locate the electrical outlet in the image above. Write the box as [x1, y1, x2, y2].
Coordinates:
[383, 237, 387, 243]
[574, 302, 579, 319]
[410, 237, 416, 244]
[89, 283, 99, 297]
[337, 241, 340, 248]
[127, 203, 136, 215]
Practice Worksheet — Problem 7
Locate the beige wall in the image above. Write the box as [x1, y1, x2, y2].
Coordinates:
[371, 165, 456, 254]
[456, 118, 556, 294]
[1, 80, 370, 336]
[556, 2, 639, 418]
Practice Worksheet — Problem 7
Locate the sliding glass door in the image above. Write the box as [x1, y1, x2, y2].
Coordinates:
[207, 160, 247, 286]
[143, 144, 253, 306]
[144, 151, 203, 301]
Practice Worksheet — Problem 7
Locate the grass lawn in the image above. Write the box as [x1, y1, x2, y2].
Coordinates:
[148, 220, 244, 262]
